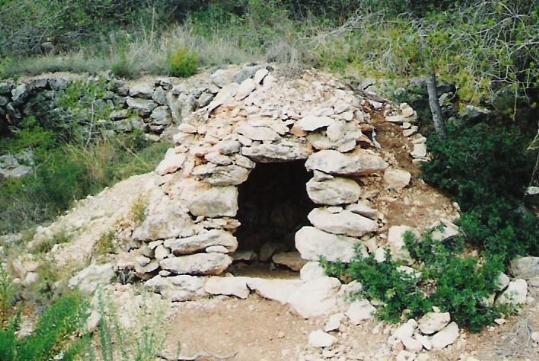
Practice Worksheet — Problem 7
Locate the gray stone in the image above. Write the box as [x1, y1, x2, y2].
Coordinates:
[306, 177, 361, 205]
[211, 68, 237, 88]
[236, 78, 257, 100]
[510, 257, 539, 279]
[430, 219, 460, 242]
[150, 106, 172, 126]
[126, 97, 157, 116]
[496, 279, 528, 306]
[237, 124, 279, 141]
[186, 186, 238, 217]
[295, 227, 367, 263]
[11, 84, 28, 105]
[306, 150, 388, 176]
[192, 164, 250, 186]
[152, 87, 167, 105]
[387, 225, 418, 262]
[129, 82, 154, 98]
[160, 253, 233, 275]
[164, 230, 238, 255]
[308, 208, 378, 237]
[241, 141, 311, 162]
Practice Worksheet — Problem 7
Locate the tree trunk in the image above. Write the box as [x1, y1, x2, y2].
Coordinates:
[426, 72, 447, 138]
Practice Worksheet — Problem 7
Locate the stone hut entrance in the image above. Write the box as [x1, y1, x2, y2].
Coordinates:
[235, 161, 313, 269]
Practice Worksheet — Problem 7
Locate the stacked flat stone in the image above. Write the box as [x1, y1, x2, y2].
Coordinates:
[130, 66, 389, 294]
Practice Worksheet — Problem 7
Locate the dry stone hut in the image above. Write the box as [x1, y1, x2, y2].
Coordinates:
[130, 66, 391, 281]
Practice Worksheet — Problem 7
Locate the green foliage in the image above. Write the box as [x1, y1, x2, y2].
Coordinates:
[0, 265, 16, 324]
[422, 124, 539, 260]
[0, 292, 88, 361]
[167, 48, 199, 78]
[323, 229, 506, 332]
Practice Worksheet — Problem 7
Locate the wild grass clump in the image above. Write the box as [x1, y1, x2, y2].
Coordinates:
[131, 196, 148, 226]
[167, 48, 199, 78]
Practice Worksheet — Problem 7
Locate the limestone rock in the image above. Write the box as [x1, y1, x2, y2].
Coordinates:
[510, 257, 539, 279]
[308, 208, 378, 237]
[306, 177, 361, 205]
[159, 253, 233, 275]
[164, 230, 238, 255]
[295, 115, 335, 132]
[383, 168, 411, 191]
[496, 279, 528, 306]
[272, 251, 307, 271]
[430, 219, 460, 242]
[345, 201, 377, 219]
[345, 300, 376, 325]
[237, 124, 279, 141]
[155, 148, 186, 175]
[431, 322, 459, 350]
[68, 263, 115, 293]
[204, 276, 250, 298]
[324, 313, 345, 332]
[126, 97, 157, 116]
[300, 262, 327, 282]
[287, 277, 341, 318]
[418, 312, 450, 335]
[308, 330, 337, 348]
[145, 275, 206, 301]
[192, 164, 250, 186]
[236, 78, 257, 100]
[207, 83, 239, 113]
[246, 278, 303, 304]
[387, 225, 418, 262]
[186, 186, 238, 217]
[129, 82, 154, 98]
[295, 226, 366, 263]
[411, 143, 427, 158]
[306, 150, 388, 176]
[241, 141, 311, 162]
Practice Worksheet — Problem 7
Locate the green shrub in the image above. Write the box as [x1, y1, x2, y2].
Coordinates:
[422, 123, 539, 261]
[0, 266, 16, 324]
[0, 292, 88, 361]
[167, 48, 199, 78]
[322, 229, 506, 332]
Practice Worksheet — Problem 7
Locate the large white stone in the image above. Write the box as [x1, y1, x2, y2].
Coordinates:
[418, 312, 450, 335]
[287, 277, 341, 318]
[431, 322, 459, 350]
[236, 78, 257, 100]
[383, 168, 411, 191]
[430, 219, 460, 242]
[186, 186, 238, 217]
[204, 276, 250, 298]
[145, 275, 207, 301]
[68, 263, 115, 293]
[510, 257, 539, 279]
[308, 208, 378, 237]
[295, 227, 366, 263]
[159, 253, 232, 275]
[164, 230, 238, 255]
[246, 278, 303, 304]
[496, 279, 528, 306]
[387, 225, 418, 262]
[237, 124, 279, 141]
[295, 115, 335, 132]
[324, 313, 345, 332]
[306, 150, 388, 176]
[155, 149, 186, 176]
[306, 177, 362, 205]
[345, 300, 376, 325]
[300, 262, 327, 282]
[308, 330, 337, 348]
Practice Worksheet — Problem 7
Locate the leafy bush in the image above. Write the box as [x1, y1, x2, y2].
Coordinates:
[0, 266, 16, 325]
[422, 123, 539, 260]
[0, 292, 88, 361]
[322, 229, 506, 332]
[167, 48, 199, 78]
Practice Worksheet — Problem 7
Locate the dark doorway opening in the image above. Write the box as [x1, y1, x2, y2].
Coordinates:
[234, 161, 314, 270]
